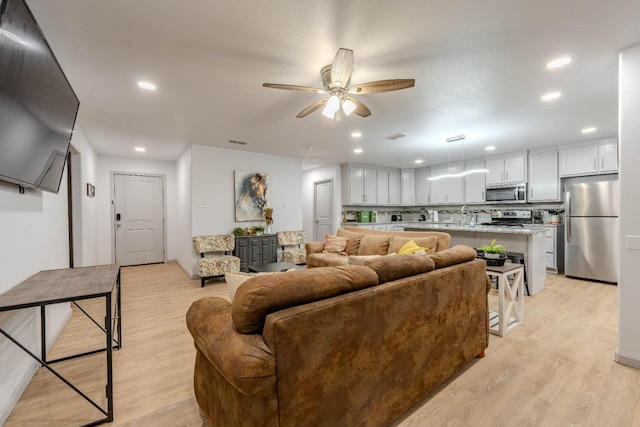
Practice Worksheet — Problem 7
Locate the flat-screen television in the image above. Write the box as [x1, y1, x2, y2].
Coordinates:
[0, 0, 79, 194]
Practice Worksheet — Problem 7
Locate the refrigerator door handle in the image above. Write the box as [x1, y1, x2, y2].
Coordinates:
[566, 192, 571, 242]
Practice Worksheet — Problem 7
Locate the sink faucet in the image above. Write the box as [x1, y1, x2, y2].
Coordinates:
[460, 205, 468, 225]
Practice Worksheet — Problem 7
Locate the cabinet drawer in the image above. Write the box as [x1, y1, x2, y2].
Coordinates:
[545, 228, 556, 238]
[546, 252, 556, 268]
[545, 237, 555, 253]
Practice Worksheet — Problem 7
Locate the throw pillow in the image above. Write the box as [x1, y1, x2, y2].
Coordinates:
[323, 234, 348, 255]
[224, 272, 253, 302]
[398, 239, 430, 255]
[388, 236, 437, 254]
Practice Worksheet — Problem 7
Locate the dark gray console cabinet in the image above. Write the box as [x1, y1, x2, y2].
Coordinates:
[234, 235, 278, 272]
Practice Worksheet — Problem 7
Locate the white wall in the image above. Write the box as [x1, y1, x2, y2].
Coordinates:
[617, 42, 640, 368]
[176, 146, 193, 275]
[302, 165, 342, 241]
[96, 155, 178, 264]
[0, 125, 99, 424]
[187, 145, 303, 277]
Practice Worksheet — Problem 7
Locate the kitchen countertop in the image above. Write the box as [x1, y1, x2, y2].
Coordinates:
[404, 223, 549, 235]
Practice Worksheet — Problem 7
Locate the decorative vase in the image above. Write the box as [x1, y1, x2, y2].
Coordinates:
[265, 225, 272, 234]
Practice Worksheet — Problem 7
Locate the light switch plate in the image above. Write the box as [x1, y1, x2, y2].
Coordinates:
[625, 235, 640, 250]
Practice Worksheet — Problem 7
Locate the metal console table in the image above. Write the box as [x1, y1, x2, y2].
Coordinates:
[0, 264, 121, 426]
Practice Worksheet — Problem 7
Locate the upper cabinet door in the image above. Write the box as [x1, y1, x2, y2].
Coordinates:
[376, 169, 390, 205]
[388, 170, 401, 205]
[504, 155, 526, 183]
[401, 169, 415, 205]
[363, 168, 377, 204]
[464, 159, 486, 203]
[529, 151, 560, 201]
[599, 142, 618, 172]
[559, 145, 598, 177]
[415, 168, 431, 204]
[485, 158, 505, 185]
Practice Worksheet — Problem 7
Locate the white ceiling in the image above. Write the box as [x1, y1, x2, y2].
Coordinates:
[27, 0, 640, 170]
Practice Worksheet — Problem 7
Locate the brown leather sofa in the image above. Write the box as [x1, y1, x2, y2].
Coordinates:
[186, 245, 489, 427]
[305, 227, 452, 267]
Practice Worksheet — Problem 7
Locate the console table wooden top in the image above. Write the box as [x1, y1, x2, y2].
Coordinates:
[0, 264, 121, 311]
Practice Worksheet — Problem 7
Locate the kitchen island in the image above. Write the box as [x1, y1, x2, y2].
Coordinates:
[405, 223, 548, 295]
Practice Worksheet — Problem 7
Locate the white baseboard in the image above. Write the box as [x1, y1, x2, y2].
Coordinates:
[615, 351, 640, 369]
[0, 361, 40, 425]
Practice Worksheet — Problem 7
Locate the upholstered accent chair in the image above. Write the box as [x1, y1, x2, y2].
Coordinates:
[277, 230, 306, 265]
[193, 234, 241, 287]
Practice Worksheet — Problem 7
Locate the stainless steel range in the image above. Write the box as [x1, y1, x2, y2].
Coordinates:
[483, 210, 532, 227]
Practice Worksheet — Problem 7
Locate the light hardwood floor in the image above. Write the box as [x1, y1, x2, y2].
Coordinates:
[5, 263, 640, 426]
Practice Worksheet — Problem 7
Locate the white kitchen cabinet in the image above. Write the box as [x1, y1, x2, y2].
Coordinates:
[485, 154, 527, 185]
[375, 168, 401, 205]
[430, 163, 463, 204]
[528, 150, 560, 201]
[415, 167, 431, 204]
[598, 141, 618, 172]
[542, 225, 564, 274]
[388, 170, 401, 205]
[463, 159, 486, 203]
[401, 169, 415, 205]
[341, 164, 377, 205]
[559, 139, 618, 177]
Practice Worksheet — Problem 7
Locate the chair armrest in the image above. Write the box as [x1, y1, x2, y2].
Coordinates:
[186, 297, 275, 397]
[305, 241, 325, 255]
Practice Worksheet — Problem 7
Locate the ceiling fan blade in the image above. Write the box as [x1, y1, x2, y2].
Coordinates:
[345, 97, 371, 117]
[348, 79, 415, 94]
[331, 48, 354, 89]
[296, 98, 328, 118]
[263, 83, 324, 93]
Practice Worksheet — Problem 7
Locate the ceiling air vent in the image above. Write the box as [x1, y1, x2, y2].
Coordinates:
[385, 132, 407, 141]
[228, 139, 249, 145]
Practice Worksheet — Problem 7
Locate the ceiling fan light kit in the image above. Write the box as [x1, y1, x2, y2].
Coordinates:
[263, 48, 415, 119]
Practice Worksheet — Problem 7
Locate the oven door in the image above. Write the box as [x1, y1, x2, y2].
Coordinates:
[486, 184, 527, 203]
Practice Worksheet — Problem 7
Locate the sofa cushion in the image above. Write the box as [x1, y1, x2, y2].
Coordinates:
[322, 234, 348, 255]
[347, 253, 396, 266]
[307, 253, 350, 268]
[365, 254, 435, 283]
[225, 272, 253, 302]
[336, 229, 364, 255]
[428, 245, 478, 269]
[232, 266, 379, 334]
[388, 236, 437, 255]
[356, 235, 392, 256]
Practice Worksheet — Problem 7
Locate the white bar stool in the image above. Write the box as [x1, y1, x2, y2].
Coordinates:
[485, 262, 524, 336]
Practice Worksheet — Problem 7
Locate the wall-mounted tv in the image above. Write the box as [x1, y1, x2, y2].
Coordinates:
[0, 0, 79, 194]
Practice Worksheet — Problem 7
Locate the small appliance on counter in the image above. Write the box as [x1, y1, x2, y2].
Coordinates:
[357, 211, 371, 223]
[342, 210, 358, 223]
[391, 214, 403, 222]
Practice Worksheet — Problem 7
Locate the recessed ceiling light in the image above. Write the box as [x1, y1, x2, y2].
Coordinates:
[541, 91, 561, 102]
[581, 127, 597, 134]
[485, 146, 496, 151]
[137, 81, 157, 90]
[414, 159, 424, 164]
[135, 147, 146, 152]
[546, 56, 572, 69]
[353, 148, 363, 154]
[351, 131, 362, 138]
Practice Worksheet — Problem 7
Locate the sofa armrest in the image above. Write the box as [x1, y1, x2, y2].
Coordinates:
[186, 297, 275, 397]
[305, 241, 325, 255]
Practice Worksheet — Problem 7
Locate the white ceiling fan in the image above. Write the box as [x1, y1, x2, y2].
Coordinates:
[263, 48, 415, 119]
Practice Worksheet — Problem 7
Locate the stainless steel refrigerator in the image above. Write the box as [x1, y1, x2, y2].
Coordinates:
[565, 180, 619, 283]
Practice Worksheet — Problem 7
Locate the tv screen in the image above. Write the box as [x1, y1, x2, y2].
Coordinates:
[0, 0, 79, 194]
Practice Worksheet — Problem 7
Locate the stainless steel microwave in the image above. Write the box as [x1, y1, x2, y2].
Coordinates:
[485, 183, 527, 204]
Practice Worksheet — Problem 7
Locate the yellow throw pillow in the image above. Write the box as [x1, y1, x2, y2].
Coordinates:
[323, 234, 348, 255]
[398, 239, 430, 255]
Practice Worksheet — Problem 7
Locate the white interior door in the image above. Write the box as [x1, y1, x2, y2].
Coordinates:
[113, 173, 165, 266]
[314, 179, 333, 241]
